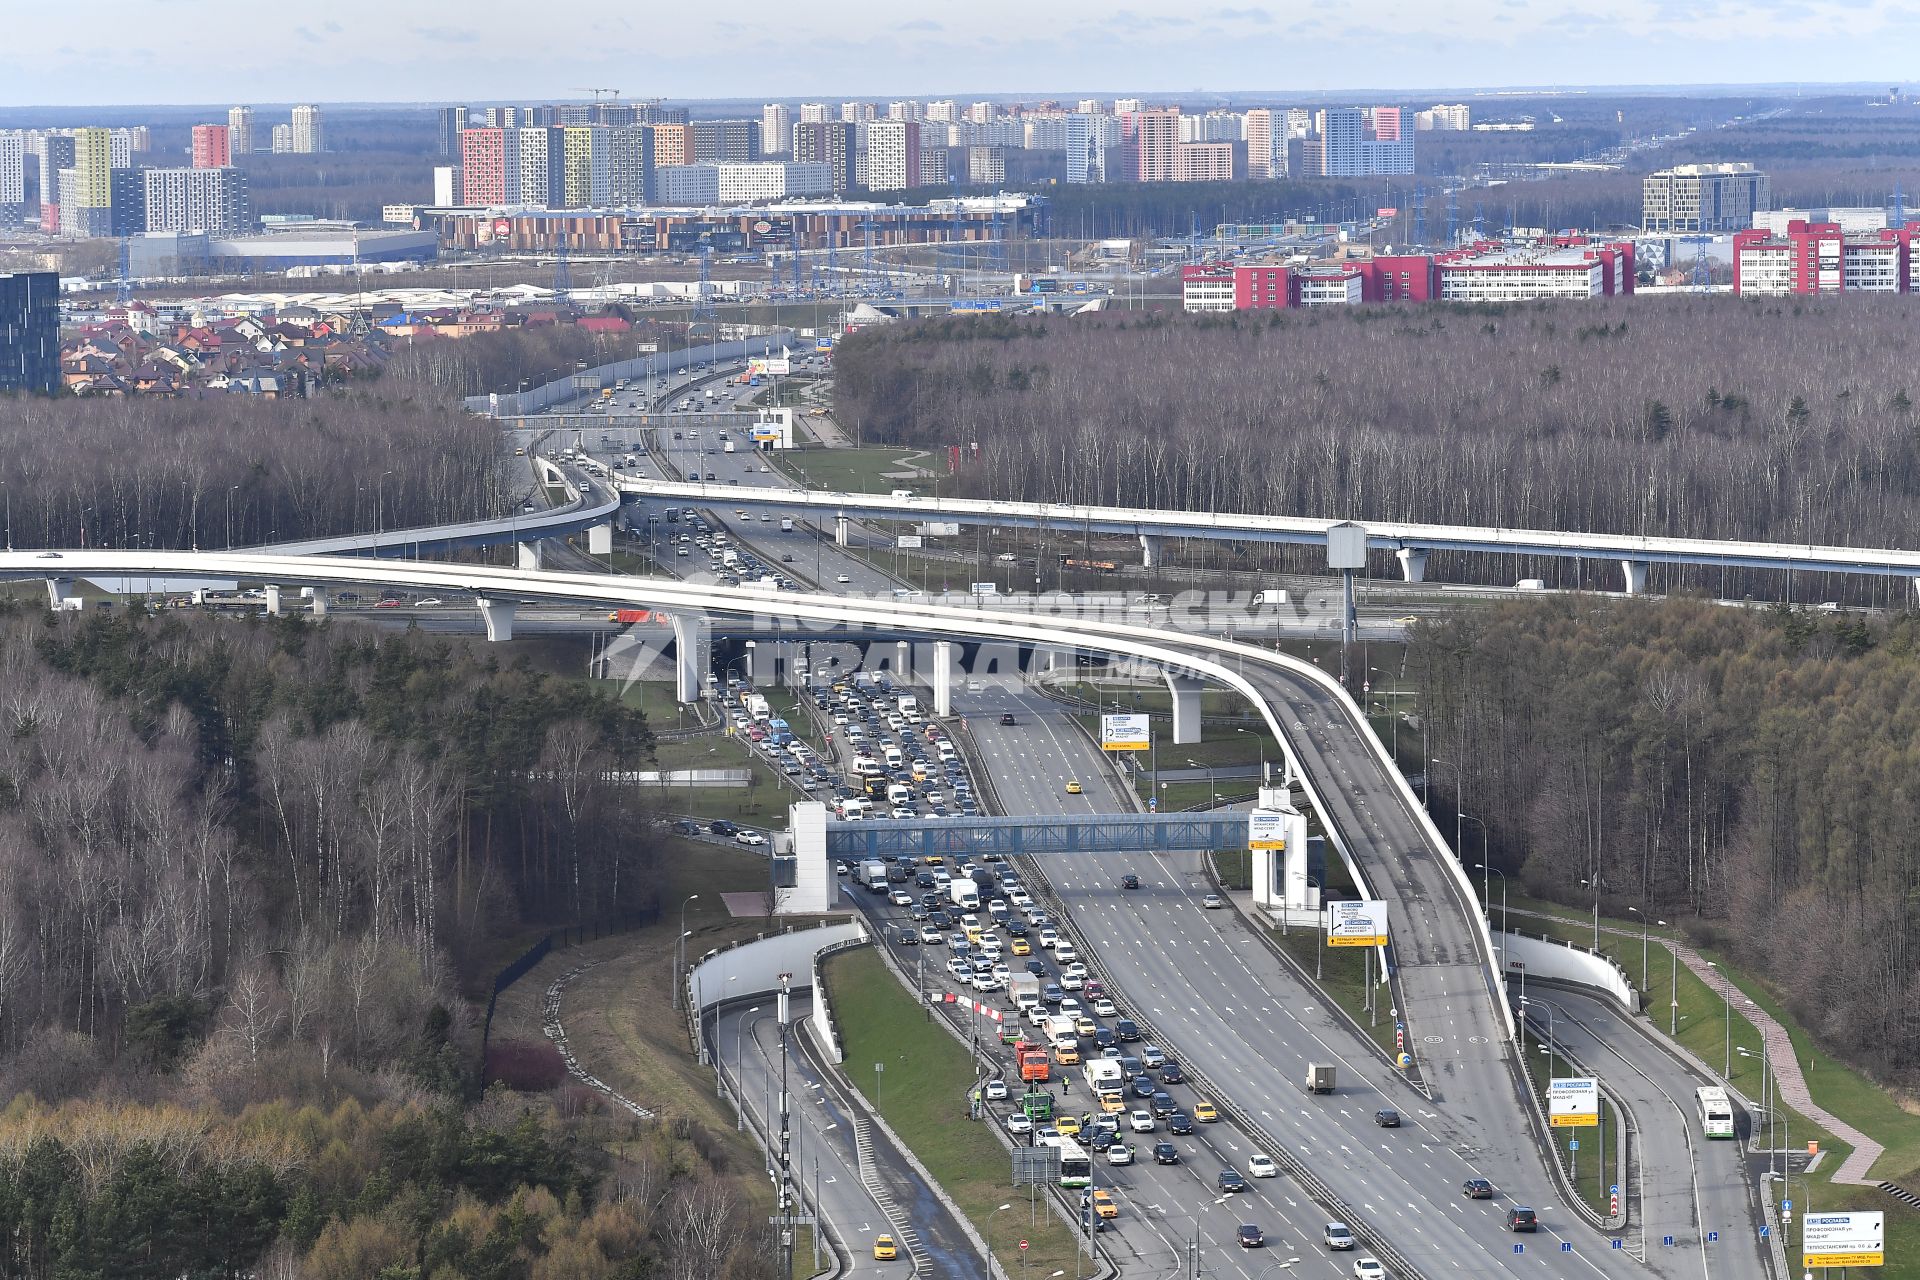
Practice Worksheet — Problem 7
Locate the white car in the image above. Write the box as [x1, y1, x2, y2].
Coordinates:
[1057, 998, 1084, 1018]
[836, 574, 851, 584]
[1107, 1142, 1134, 1165]
[1008, 889, 1032, 907]
[1092, 997, 1119, 1017]
[1037, 927, 1060, 948]
[970, 973, 1003, 993]
[1248, 1153, 1278, 1178]
[920, 926, 942, 944]
[736, 830, 767, 846]
[889, 891, 913, 907]
[1129, 1110, 1156, 1133]
[1007, 1113, 1033, 1135]
[1062, 962, 1088, 979]
[1060, 972, 1084, 991]
[985, 1079, 1009, 1100]
[1202, 894, 1226, 909]
[1352, 1261, 1386, 1280]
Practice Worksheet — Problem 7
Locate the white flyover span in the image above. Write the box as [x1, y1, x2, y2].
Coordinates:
[617, 473, 1920, 597]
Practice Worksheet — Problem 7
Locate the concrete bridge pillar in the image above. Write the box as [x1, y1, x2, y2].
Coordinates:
[895, 640, 912, 681]
[474, 598, 517, 642]
[671, 613, 711, 704]
[834, 515, 851, 548]
[1395, 548, 1428, 583]
[1621, 560, 1650, 595]
[587, 523, 614, 557]
[1165, 672, 1205, 745]
[307, 589, 330, 617]
[933, 640, 955, 717]
[1139, 534, 1164, 568]
[45, 578, 77, 611]
[517, 541, 543, 571]
[263, 585, 283, 615]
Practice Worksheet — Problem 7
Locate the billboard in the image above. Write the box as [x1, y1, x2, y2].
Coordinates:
[1247, 809, 1289, 851]
[1100, 713, 1150, 752]
[1326, 521, 1368, 570]
[895, 535, 923, 549]
[1325, 899, 1388, 947]
[952, 299, 1003, 311]
[919, 522, 961, 537]
[749, 356, 792, 377]
[1804, 1212, 1884, 1268]
[1547, 1077, 1599, 1128]
[1377, 206, 1400, 217]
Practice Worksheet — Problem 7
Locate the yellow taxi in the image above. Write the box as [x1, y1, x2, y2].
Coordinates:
[1074, 1015, 1098, 1037]
[873, 1235, 898, 1261]
[1054, 1115, 1083, 1137]
[1055, 1044, 1081, 1066]
[1193, 1099, 1219, 1123]
[922, 855, 946, 867]
[1065, 780, 1083, 795]
[1092, 1189, 1119, 1219]
[1011, 937, 1032, 956]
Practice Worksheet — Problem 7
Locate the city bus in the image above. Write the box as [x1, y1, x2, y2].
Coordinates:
[1056, 1138, 1092, 1188]
[1695, 1086, 1734, 1138]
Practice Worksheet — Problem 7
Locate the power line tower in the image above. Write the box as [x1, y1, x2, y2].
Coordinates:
[1684, 235, 1713, 293]
[1411, 184, 1426, 247]
[115, 237, 131, 307]
[1472, 202, 1486, 242]
[1893, 180, 1907, 231]
[1445, 184, 1460, 246]
[861, 216, 879, 293]
[552, 227, 572, 304]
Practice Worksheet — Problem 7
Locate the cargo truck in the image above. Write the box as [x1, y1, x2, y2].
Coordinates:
[780, 517, 794, 532]
[1305, 1063, 1337, 1094]
[947, 878, 980, 911]
[1016, 1040, 1052, 1083]
[1044, 1013, 1080, 1050]
[1083, 1059, 1126, 1112]
[1009, 974, 1042, 1013]
[857, 861, 890, 892]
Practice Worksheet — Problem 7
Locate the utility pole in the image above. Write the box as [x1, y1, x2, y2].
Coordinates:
[777, 973, 795, 1280]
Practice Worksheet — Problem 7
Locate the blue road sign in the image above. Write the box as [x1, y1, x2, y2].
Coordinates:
[1782, 1200, 1792, 1211]
[1513, 1244, 1525, 1255]
[1707, 1231, 1718, 1243]
[1760, 1227, 1771, 1239]
[1663, 1236, 1675, 1247]
[1609, 1184, 1620, 1195]
[1570, 1140, 1579, 1151]
[1561, 1242, 1573, 1253]
[1612, 1240, 1625, 1250]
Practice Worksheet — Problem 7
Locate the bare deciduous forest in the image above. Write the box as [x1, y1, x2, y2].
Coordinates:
[1411, 598, 1920, 1077]
[836, 300, 1920, 599]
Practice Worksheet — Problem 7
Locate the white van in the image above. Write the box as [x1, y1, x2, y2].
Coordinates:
[886, 782, 913, 806]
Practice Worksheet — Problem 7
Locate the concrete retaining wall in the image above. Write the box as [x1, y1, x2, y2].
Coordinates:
[1500, 930, 1640, 1013]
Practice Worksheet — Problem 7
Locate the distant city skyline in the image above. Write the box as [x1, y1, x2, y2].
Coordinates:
[4, 0, 1920, 105]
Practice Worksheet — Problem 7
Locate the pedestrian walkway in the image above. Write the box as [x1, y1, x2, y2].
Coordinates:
[1507, 906, 1884, 1184]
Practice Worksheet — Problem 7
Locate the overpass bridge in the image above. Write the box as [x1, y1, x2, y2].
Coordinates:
[619, 473, 1920, 598]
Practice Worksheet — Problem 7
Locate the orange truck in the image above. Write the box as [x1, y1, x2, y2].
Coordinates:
[1016, 1040, 1052, 1083]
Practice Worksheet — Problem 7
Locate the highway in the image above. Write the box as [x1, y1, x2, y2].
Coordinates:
[710, 995, 987, 1278]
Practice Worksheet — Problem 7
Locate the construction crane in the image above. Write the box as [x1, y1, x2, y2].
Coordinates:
[569, 88, 621, 102]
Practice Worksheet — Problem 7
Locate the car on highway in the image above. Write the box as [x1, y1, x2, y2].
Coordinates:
[1053, 1115, 1082, 1138]
[1137, 1044, 1164, 1068]
[1128, 1109, 1155, 1133]
[1120, 873, 1140, 889]
[1374, 1108, 1401, 1128]
[836, 574, 851, 583]
[1010, 937, 1031, 956]
[1114, 1019, 1141, 1042]
[1006, 1113, 1032, 1135]
[1167, 1112, 1192, 1135]
[1106, 1141, 1134, 1165]
[1217, 1168, 1247, 1193]
[1202, 893, 1226, 909]
[1159, 1060, 1185, 1084]
[1064, 780, 1082, 794]
[1505, 1207, 1538, 1233]
[1092, 1189, 1118, 1219]
[985, 1079, 1008, 1100]
[1461, 1178, 1495, 1199]
[1323, 1222, 1355, 1250]
[872, 1235, 897, 1261]
[1237, 1225, 1265, 1249]
[888, 890, 912, 906]
[919, 926, 942, 944]
[1351, 1260, 1385, 1280]
[1152, 1141, 1180, 1165]
[1193, 1100, 1219, 1123]
[1247, 1153, 1278, 1178]
[1092, 997, 1118, 1017]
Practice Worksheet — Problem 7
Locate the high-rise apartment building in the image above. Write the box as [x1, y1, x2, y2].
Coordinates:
[143, 166, 248, 233]
[38, 135, 74, 232]
[72, 127, 113, 210]
[1066, 113, 1107, 184]
[1076, 100, 1104, 116]
[460, 128, 516, 204]
[1285, 108, 1312, 139]
[191, 124, 230, 168]
[841, 101, 875, 123]
[650, 123, 690, 166]
[792, 121, 856, 192]
[1642, 163, 1770, 233]
[562, 126, 611, 207]
[799, 103, 831, 124]
[516, 126, 564, 206]
[927, 100, 958, 122]
[1244, 109, 1286, 179]
[437, 106, 468, 156]
[633, 103, 688, 126]
[1124, 109, 1180, 182]
[761, 104, 791, 155]
[484, 106, 523, 129]
[291, 105, 324, 154]
[690, 120, 760, 163]
[227, 106, 254, 155]
[1415, 103, 1470, 131]
[0, 133, 23, 222]
[920, 143, 948, 186]
[110, 167, 146, 236]
[0, 271, 60, 395]
[608, 125, 654, 204]
[1181, 111, 1241, 142]
[965, 102, 995, 124]
[1319, 108, 1365, 177]
[270, 124, 294, 153]
[888, 101, 924, 122]
[967, 145, 1005, 185]
[863, 120, 921, 192]
[1369, 107, 1403, 141]
[1113, 98, 1144, 116]
[432, 165, 462, 206]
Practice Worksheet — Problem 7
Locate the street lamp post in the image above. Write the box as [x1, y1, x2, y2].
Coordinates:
[1305, 875, 1323, 980]
[989, 1202, 1014, 1274]
[1626, 906, 1666, 996]
[672, 894, 700, 1010]
[1475, 862, 1508, 969]
[1523, 995, 1559, 1079]
[1429, 758, 1460, 853]
[1579, 875, 1602, 951]
[1458, 812, 1489, 909]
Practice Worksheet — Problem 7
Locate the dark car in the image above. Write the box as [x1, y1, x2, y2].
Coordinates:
[1152, 1141, 1180, 1165]
[929, 911, 952, 929]
[999, 713, 1017, 725]
[896, 929, 920, 946]
[1217, 1168, 1247, 1193]
[709, 820, 741, 837]
[671, 819, 700, 835]
[1005, 920, 1029, 937]
[1132, 1076, 1156, 1098]
[1237, 1225, 1265, 1249]
[1094, 1028, 1116, 1049]
[1159, 1062, 1185, 1085]
[1026, 959, 1048, 976]
[1462, 1179, 1495, 1200]
[909, 906, 930, 922]
[916, 872, 937, 888]
[1375, 1109, 1401, 1128]
[1167, 1112, 1193, 1135]
[1043, 984, 1065, 1004]
[1506, 1207, 1538, 1233]
[1087, 1126, 1115, 1151]
[1121, 874, 1141, 890]
[1150, 1090, 1175, 1117]
[1114, 1019, 1141, 1042]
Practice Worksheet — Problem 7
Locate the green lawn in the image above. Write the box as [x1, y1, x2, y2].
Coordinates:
[771, 445, 950, 494]
[649, 731, 799, 825]
[822, 947, 1085, 1280]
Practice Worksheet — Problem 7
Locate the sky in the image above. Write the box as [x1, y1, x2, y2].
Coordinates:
[4, 0, 1919, 105]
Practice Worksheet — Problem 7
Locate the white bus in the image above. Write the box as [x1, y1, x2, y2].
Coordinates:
[1056, 1137, 1092, 1188]
[1696, 1086, 1734, 1139]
